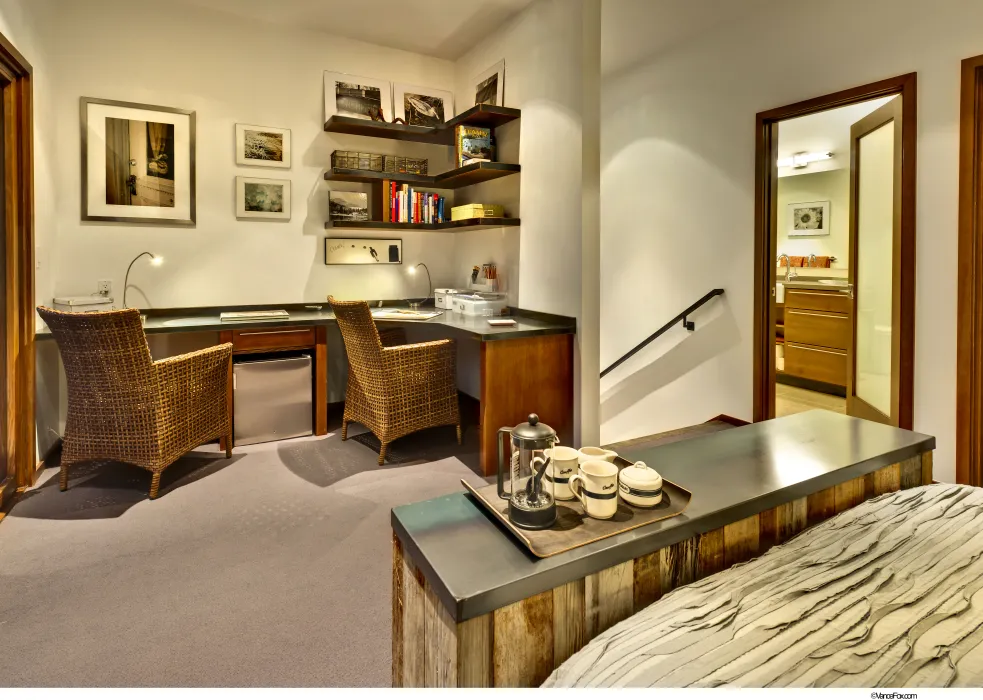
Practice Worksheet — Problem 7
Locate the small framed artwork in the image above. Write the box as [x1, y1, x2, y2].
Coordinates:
[787, 200, 830, 236]
[393, 84, 454, 127]
[325, 238, 402, 265]
[472, 59, 505, 107]
[329, 191, 369, 222]
[81, 97, 196, 225]
[323, 72, 392, 123]
[236, 176, 291, 221]
[236, 123, 290, 168]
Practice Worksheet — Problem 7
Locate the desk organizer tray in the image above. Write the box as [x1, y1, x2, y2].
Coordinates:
[462, 458, 691, 558]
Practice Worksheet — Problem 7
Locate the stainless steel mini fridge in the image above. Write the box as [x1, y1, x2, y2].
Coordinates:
[233, 355, 313, 445]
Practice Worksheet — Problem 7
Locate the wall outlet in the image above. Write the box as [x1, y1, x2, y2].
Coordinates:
[97, 279, 112, 296]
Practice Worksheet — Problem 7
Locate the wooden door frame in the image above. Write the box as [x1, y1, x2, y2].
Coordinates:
[0, 30, 34, 513]
[752, 73, 917, 427]
[957, 55, 983, 486]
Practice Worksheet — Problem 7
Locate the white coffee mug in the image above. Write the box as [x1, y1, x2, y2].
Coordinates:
[569, 460, 620, 519]
[544, 446, 580, 500]
[578, 446, 618, 464]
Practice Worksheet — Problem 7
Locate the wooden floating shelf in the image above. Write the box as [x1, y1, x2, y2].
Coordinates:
[323, 161, 520, 189]
[323, 104, 521, 145]
[325, 217, 520, 232]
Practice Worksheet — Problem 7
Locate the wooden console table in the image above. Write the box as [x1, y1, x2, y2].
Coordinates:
[390, 411, 935, 687]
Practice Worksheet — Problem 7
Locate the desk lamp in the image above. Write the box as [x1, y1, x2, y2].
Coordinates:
[123, 251, 163, 309]
[407, 262, 432, 309]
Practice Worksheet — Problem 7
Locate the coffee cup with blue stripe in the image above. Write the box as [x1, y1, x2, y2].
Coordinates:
[544, 446, 580, 500]
[569, 460, 620, 520]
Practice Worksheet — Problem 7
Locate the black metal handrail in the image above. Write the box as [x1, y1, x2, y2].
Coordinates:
[600, 289, 725, 378]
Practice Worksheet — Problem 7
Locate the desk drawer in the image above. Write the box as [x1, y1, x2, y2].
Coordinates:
[232, 326, 315, 353]
[784, 341, 847, 386]
[785, 309, 850, 350]
[785, 288, 852, 314]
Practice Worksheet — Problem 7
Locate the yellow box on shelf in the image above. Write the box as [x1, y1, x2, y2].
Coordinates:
[451, 203, 505, 221]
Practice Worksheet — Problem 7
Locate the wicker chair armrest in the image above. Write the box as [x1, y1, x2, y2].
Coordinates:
[153, 343, 233, 453]
[382, 338, 455, 363]
[378, 327, 407, 347]
[382, 339, 456, 388]
[154, 343, 233, 378]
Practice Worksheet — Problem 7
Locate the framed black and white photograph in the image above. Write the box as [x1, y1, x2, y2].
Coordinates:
[236, 176, 291, 221]
[236, 123, 290, 168]
[393, 84, 454, 127]
[328, 191, 369, 222]
[323, 72, 392, 123]
[472, 60, 505, 107]
[787, 200, 830, 237]
[325, 238, 402, 265]
[81, 97, 195, 225]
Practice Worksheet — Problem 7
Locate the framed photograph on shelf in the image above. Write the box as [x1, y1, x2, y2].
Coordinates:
[236, 176, 291, 221]
[393, 84, 454, 127]
[328, 191, 369, 222]
[325, 238, 402, 265]
[787, 200, 830, 237]
[323, 72, 392, 123]
[471, 59, 505, 107]
[236, 123, 290, 168]
[81, 97, 196, 225]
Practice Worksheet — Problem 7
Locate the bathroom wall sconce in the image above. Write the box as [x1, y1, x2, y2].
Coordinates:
[777, 151, 833, 169]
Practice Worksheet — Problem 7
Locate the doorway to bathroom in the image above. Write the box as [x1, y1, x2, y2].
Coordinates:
[752, 74, 917, 428]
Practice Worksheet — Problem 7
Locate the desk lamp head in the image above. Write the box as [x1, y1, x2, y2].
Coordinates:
[123, 251, 164, 309]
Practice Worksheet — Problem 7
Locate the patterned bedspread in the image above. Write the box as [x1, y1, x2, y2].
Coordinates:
[545, 484, 983, 688]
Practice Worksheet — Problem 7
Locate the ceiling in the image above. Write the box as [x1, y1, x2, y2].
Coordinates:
[777, 96, 895, 177]
[180, 0, 535, 60]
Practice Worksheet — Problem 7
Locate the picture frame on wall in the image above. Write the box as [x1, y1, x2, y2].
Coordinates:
[323, 72, 393, 123]
[236, 176, 291, 221]
[236, 123, 291, 169]
[81, 97, 196, 225]
[393, 84, 454, 127]
[471, 59, 505, 107]
[325, 238, 402, 265]
[787, 200, 831, 237]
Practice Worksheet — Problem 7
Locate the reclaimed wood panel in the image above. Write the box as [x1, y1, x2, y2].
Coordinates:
[492, 590, 553, 687]
[392, 535, 404, 687]
[632, 550, 661, 611]
[900, 455, 922, 490]
[873, 463, 901, 496]
[776, 497, 808, 544]
[807, 486, 836, 526]
[834, 476, 865, 513]
[585, 561, 633, 639]
[660, 537, 696, 594]
[457, 614, 493, 687]
[922, 451, 934, 484]
[424, 582, 457, 687]
[401, 550, 426, 687]
[759, 508, 778, 552]
[552, 580, 585, 667]
[696, 528, 725, 578]
[724, 515, 760, 568]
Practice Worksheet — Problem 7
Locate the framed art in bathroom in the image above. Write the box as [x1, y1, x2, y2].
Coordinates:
[787, 200, 830, 236]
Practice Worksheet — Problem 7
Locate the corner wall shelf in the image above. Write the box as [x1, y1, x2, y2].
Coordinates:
[323, 161, 521, 189]
[325, 217, 520, 232]
[323, 104, 521, 145]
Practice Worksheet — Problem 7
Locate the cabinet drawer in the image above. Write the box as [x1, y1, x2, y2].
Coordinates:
[784, 342, 847, 386]
[784, 288, 851, 314]
[231, 326, 315, 353]
[785, 309, 850, 350]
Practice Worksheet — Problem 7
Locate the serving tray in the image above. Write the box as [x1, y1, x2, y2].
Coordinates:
[462, 458, 691, 558]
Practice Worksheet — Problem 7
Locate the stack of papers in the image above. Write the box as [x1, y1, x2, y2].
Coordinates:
[220, 310, 289, 322]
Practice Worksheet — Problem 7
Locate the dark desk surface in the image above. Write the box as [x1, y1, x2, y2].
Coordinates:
[35, 303, 576, 342]
[392, 410, 935, 622]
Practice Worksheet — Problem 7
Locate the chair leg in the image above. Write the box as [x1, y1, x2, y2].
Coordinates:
[342, 420, 349, 441]
[149, 472, 162, 500]
[59, 462, 70, 492]
[378, 442, 387, 466]
[225, 435, 233, 459]
[456, 424, 462, 445]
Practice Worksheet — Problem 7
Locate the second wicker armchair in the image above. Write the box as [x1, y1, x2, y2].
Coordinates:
[329, 297, 461, 464]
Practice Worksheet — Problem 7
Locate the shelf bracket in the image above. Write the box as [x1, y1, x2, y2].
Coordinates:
[682, 315, 695, 332]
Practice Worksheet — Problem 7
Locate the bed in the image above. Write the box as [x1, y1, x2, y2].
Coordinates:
[545, 484, 983, 688]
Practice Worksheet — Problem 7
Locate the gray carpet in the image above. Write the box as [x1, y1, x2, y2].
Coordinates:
[0, 425, 480, 686]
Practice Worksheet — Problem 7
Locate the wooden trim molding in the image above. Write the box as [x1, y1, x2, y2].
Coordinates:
[957, 54, 983, 486]
[753, 74, 917, 426]
[0, 30, 34, 498]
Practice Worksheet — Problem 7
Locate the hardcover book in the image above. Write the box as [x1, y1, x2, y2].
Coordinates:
[455, 125, 494, 168]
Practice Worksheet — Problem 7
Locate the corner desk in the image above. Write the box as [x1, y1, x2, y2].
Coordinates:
[37, 303, 576, 476]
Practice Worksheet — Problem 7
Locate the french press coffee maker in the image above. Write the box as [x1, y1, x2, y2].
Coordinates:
[497, 414, 558, 530]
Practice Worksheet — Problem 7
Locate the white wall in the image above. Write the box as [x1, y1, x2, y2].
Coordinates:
[777, 169, 850, 275]
[600, 0, 981, 481]
[44, 0, 462, 308]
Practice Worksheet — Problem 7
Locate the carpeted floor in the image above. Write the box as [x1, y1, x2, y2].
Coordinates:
[0, 420, 481, 687]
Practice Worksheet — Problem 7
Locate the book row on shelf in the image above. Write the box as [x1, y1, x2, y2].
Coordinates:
[388, 182, 446, 225]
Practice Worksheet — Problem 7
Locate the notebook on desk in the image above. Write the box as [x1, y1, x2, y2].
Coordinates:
[220, 310, 290, 322]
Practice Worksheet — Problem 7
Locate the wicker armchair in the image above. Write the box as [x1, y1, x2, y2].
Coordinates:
[37, 306, 233, 499]
[329, 297, 461, 464]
